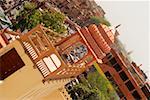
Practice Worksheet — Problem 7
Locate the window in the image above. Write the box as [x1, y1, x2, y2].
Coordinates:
[119, 71, 129, 81]
[62, 53, 74, 64]
[113, 63, 122, 72]
[122, 97, 127, 100]
[125, 80, 135, 91]
[104, 71, 112, 78]
[141, 85, 150, 98]
[106, 53, 113, 60]
[0, 48, 25, 80]
[105, 72, 118, 87]
[109, 77, 118, 87]
[43, 54, 61, 72]
[116, 87, 124, 98]
[109, 57, 117, 65]
[132, 91, 141, 99]
[62, 42, 88, 64]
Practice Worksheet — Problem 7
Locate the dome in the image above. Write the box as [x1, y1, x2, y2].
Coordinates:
[88, 24, 111, 53]
[100, 24, 115, 43]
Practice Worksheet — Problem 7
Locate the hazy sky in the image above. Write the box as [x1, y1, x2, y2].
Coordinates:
[95, 1, 149, 78]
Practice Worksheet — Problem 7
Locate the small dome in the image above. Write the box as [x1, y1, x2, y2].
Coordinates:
[101, 24, 115, 43]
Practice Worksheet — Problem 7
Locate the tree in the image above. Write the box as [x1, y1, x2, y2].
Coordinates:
[12, 1, 39, 31]
[26, 10, 42, 29]
[13, 2, 67, 34]
[90, 16, 111, 26]
[24, 1, 37, 10]
[71, 71, 117, 100]
[42, 10, 67, 34]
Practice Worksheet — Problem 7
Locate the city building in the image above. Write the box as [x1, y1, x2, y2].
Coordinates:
[0, 0, 25, 21]
[0, 0, 80, 35]
[48, 0, 105, 26]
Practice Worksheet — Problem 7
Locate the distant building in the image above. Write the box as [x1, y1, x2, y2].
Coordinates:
[48, 0, 105, 26]
[0, 0, 25, 21]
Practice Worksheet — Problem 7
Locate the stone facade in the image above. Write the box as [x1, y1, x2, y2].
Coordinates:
[48, 0, 105, 26]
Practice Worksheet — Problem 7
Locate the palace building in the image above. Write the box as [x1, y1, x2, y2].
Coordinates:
[0, 24, 110, 99]
[0, 24, 149, 99]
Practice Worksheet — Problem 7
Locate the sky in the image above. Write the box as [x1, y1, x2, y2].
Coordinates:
[95, 0, 149, 79]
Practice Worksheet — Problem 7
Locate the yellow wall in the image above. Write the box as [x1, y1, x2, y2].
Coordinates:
[39, 90, 65, 100]
[0, 40, 71, 100]
[0, 40, 43, 99]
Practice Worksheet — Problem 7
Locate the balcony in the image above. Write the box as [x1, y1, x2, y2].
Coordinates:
[19, 25, 87, 82]
[1, 23, 113, 83]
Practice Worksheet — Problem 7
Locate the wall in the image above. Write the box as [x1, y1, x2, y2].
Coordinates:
[0, 40, 71, 100]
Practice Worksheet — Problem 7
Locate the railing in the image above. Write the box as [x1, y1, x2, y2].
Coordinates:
[23, 41, 51, 77]
[23, 42, 38, 60]
[36, 60, 50, 77]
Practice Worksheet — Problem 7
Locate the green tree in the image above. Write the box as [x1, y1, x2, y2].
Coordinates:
[42, 10, 67, 34]
[90, 16, 111, 26]
[72, 71, 117, 100]
[24, 1, 37, 10]
[12, 1, 39, 31]
[13, 2, 67, 34]
[26, 10, 42, 29]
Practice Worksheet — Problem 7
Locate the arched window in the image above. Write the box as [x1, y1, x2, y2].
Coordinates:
[62, 42, 88, 64]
